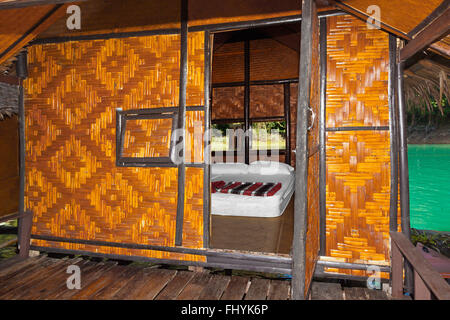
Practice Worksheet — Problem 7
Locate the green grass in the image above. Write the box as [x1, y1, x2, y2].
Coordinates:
[0, 220, 18, 261]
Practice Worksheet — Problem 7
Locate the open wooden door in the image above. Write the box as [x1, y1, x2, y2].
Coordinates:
[292, 0, 321, 299]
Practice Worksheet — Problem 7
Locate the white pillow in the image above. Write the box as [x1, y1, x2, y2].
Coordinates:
[211, 162, 249, 175]
[248, 161, 294, 175]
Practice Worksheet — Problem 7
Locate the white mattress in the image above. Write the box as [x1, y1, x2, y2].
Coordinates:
[211, 171, 295, 218]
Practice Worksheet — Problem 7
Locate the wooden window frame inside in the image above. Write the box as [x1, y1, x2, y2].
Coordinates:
[115, 107, 179, 167]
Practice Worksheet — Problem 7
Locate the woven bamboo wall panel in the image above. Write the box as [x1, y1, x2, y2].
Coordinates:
[122, 118, 173, 158]
[182, 167, 204, 248]
[211, 86, 244, 120]
[324, 15, 394, 275]
[306, 151, 320, 292]
[25, 32, 206, 262]
[304, 9, 321, 296]
[250, 84, 284, 118]
[326, 130, 391, 266]
[187, 32, 205, 107]
[326, 15, 389, 128]
[185, 111, 205, 164]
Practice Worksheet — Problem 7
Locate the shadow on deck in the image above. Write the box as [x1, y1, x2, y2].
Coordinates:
[0, 254, 390, 300]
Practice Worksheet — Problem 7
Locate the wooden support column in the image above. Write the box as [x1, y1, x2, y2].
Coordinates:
[292, 0, 316, 300]
[175, 0, 188, 246]
[18, 211, 33, 258]
[396, 54, 414, 294]
[388, 34, 399, 233]
[318, 16, 327, 256]
[16, 50, 31, 258]
[244, 39, 250, 164]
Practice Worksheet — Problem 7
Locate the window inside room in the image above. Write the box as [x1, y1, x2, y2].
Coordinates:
[116, 108, 178, 167]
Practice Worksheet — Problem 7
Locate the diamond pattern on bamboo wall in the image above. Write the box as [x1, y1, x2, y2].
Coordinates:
[25, 32, 205, 262]
[326, 130, 392, 273]
[326, 15, 389, 128]
[324, 15, 394, 277]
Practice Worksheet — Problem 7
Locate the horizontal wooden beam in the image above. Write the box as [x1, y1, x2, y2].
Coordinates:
[390, 231, 450, 300]
[400, 7, 450, 62]
[429, 41, 450, 58]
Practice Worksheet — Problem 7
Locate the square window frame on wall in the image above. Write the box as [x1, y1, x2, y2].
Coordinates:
[115, 107, 180, 168]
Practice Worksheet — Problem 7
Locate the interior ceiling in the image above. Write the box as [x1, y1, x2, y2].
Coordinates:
[0, 0, 447, 75]
[0, 3, 67, 73]
[213, 23, 301, 53]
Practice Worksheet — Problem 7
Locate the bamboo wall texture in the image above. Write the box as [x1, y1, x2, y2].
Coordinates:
[250, 84, 284, 118]
[211, 86, 244, 120]
[25, 32, 206, 262]
[0, 116, 19, 218]
[304, 8, 321, 296]
[324, 15, 394, 276]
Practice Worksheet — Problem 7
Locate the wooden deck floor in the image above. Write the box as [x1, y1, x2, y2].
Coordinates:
[0, 254, 390, 300]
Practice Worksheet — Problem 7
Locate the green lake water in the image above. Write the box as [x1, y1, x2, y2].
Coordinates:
[408, 144, 450, 232]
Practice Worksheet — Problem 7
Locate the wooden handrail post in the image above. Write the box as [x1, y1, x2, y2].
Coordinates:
[391, 240, 403, 299]
[390, 231, 450, 300]
[18, 210, 33, 258]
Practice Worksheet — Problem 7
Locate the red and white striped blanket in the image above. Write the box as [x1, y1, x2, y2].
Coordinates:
[211, 180, 282, 197]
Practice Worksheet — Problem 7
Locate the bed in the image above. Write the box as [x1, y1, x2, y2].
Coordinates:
[210, 161, 295, 253]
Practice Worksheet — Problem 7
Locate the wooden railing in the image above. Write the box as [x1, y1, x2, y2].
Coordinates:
[0, 210, 33, 258]
[390, 231, 450, 300]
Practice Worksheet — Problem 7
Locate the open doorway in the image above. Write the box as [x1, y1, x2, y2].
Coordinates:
[208, 23, 301, 255]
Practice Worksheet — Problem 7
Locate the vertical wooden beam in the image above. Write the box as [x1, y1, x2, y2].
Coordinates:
[284, 82, 291, 165]
[175, 0, 188, 246]
[244, 39, 250, 164]
[396, 50, 414, 294]
[16, 50, 32, 258]
[18, 211, 33, 258]
[292, 0, 316, 300]
[388, 34, 398, 233]
[318, 16, 327, 256]
[203, 31, 211, 247]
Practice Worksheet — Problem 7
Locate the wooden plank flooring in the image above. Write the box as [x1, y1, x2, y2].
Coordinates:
[0, 255, 390, 300]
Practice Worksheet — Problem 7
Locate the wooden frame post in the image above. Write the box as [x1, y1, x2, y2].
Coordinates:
[391, 239, 403, 298]
[396, 51, 414, 294]
[318, 16, 327, 256]
[18, 211, 33, 258]
[292, 0, 316, 300]
[16, 50, 33, 258]
[244, 39, 250, 164]
[175, 0, 188, 246]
